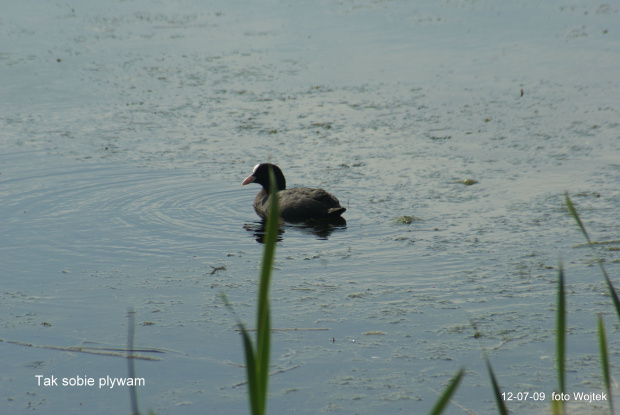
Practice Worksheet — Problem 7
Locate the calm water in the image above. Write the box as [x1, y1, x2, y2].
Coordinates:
[2, 1, 619, 414]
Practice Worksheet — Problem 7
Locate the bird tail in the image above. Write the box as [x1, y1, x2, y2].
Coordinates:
[327, 207, 346, 217]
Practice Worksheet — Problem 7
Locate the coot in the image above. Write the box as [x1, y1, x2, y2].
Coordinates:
[242, 163, 346, 222]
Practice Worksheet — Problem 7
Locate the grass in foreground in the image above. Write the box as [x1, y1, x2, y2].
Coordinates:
[470, 194, 617, 415]
[130, 192, 616, 415]
[564, 193, 617, 414]
[227, 192, 619, 415]
[223, 165, 279, 415]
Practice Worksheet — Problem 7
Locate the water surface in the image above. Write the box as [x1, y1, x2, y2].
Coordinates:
[2, 1, 619, 414]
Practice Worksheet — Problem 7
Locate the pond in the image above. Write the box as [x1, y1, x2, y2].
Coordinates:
[2, 0, 619, 414]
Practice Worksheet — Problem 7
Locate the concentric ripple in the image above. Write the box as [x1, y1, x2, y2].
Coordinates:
[2, 160, 252, 271]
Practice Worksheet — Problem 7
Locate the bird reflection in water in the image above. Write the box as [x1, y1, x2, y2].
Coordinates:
[244, 216, 346, 243]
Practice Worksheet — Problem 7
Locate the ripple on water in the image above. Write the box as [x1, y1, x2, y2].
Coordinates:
[2, 160, 252, 271]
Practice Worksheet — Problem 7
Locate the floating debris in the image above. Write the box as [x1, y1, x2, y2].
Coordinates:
[394, 215, 421, 225]
[456, 179, 478, 186]
[210, 266, 226, 274]
[573, 191, 601, 198]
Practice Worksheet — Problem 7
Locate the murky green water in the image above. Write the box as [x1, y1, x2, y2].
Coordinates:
[2, 1, 619, 414]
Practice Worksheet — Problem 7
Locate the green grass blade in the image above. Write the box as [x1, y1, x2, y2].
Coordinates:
[254, 165, 279, 415]
[126, 308, 140, 415]
[598, 315, 614, 414]
[556, 262, 566, 415]
[564, 192, 591, 244]
[220, 166, 279, 415]
[484, 356, 508, 415]
[565, 194, 620, 321]
[219, 292, 261, 415]
[240, 325, 261, 415]
[428, 368, 465, 415]
[599, 262, 620, 322]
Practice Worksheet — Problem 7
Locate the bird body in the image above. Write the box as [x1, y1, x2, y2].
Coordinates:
[242, 164, 346, 222]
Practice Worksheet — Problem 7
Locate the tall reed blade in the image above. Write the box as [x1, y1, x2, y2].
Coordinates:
[241, 327, 260, 415]
[484, 356, 508, 415]
[556, 263, 566, 415]
[564, 192, 591, 244]
[599, 262, 620, 322]
[598, 315, 614, 414]
[428, 368, 465, 415]
[234, 165, 279, 415]
[252, 165, 279, 414]
[222, 165, 279, 415]
[565, 193, 620, 322]
[127, 308, 140, 415]
[220, 292, 261, 414]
